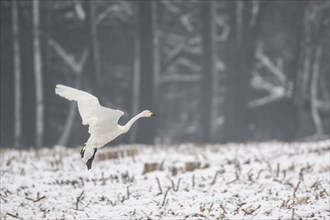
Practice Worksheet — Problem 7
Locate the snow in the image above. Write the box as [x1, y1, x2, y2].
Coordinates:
[1, 140, 329, 219]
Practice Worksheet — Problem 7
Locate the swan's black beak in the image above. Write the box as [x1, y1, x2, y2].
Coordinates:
[151, 112, 156, 117]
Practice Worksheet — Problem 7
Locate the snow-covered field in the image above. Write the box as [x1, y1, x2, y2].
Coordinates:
[1, 140, 329, 219]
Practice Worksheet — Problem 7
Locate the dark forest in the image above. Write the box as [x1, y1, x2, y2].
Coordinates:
[1, 0, 329, 148]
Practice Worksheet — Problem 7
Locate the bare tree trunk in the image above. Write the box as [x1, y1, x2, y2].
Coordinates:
[310, 46, 323, 136]
[282, 1, 305, 141]
[129, 6, 141, 144]
[200, 0, 214, 142]
[152, 1, 160, 105]
[209, 1, 218, 142]
[136, 1, 156, 144]
[236, 0, 243, 42]
[88, 0, 102, 85]
[152, 1, 160, 144]
[298, 6, 312, 106]
[223, 1, 264, 142]
[32, 0, 44, 148]
[12, 0, 22, 148]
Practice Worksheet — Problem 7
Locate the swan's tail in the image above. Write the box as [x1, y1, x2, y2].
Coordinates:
[80, 146, 98, 170]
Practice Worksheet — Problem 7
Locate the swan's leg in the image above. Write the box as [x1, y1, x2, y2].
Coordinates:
[80, 148, 85, 158]
[86, 148, 97, 170]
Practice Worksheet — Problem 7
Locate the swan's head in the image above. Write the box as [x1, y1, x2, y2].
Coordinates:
[141, 110, 155, 117]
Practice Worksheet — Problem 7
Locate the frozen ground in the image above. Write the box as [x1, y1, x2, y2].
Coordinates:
[1, 140, 329, 219]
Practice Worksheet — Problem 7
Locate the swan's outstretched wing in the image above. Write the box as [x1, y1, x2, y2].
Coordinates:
[55, 84, 124, 133]
[55, 84, 100, 126]
[90, 106, 124, 134]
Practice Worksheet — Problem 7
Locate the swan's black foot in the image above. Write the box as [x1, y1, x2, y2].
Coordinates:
[86, 148, 97, 170]
[80, 149, 85, 158]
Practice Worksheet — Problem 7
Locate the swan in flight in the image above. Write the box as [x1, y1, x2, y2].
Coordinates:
[55, 84, 155, 170]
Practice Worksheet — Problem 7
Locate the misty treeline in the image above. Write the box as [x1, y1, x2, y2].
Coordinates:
[1, 0, 329, 148]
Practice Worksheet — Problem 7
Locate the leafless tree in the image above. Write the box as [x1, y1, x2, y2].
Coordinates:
[88, 0, 102, 85]
[200, 0, 218, 142]
[32, 0, 44, 148]
[136, 1, 157, 144]
[310, 46, 323, 137]
[223, 0, 265, 142]
[12, 0, 22, 148]
[129, 4, 141, 144]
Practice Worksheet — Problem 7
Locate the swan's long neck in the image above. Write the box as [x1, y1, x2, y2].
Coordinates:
[121, 112, 144, 133]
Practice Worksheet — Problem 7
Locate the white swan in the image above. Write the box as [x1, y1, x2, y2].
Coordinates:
[55, 84, 155, 169]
